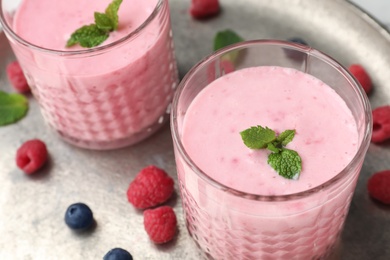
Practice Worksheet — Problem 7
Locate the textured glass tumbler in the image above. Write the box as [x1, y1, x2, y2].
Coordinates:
[171, 40, 372, 259]
[0, 0, 178, 150]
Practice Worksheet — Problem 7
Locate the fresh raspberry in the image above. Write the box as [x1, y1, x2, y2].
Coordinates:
[190, 0, 220, 19]
[16, 139, 48, 174]
[127, 165, 174, 209]
[143, 206, 177, 244]
[348, 64, 372, 94]
[367, 170, 390, 204]
[6, 61, 30, 93]
[371, 106, 390, 143]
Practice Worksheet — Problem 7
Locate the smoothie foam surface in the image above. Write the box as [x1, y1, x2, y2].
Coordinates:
[182, 66, 359, 195]
[13, 0, 158, 51]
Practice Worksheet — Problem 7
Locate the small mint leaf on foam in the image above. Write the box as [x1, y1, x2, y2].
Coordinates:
[240, 125, 302, 180]
[66, 0, 123, 48]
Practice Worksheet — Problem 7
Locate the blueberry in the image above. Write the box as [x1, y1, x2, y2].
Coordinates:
[103, 248, 133, 260]
[287, 37, 308, 46]
[64, 203, 94, 230]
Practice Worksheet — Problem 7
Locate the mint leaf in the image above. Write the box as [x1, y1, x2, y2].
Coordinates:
[66, 0, 123, 48]
[277, 129, 296, 146]
[214, 29, 244, 63]
[240, 126, 276, 149]
[240, 125, 302, 180]
[268, 149, 302, 180]
[214, 29, 244, 51]
[66, 24, 109, 48]
[0, 91, 29, 126]
[95, 12, 114, 31]
[105, 0, 123, 30]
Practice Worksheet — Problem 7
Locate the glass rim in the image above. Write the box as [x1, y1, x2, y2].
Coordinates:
[171, 39, 372, 202]
[0, 0, 163, 56]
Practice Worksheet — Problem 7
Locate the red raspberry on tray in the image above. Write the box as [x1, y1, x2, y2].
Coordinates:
[348, 64, 372, 95]
[16, 139, 48, 174]
[190, 0, 220, 19]
[6, 61, 30, 93]
[144, 206, 177, 244]
[367, 170, 390, 205]
[371, 106, 390, 143]
[127, 165, 174, 209]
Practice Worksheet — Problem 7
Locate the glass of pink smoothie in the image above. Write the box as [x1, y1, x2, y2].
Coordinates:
[0, 0, 178, 149]
[171, 40, 372, 259]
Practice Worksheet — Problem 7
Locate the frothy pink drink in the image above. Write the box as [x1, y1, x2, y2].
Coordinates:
[2, 0, 178, 149]
[183, 66, 358, 195]
[172, 59, 371, 259]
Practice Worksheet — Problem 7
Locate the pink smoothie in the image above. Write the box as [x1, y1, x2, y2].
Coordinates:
[176, 66, 361, 259]
[9, 0, 178, 149]
[182, 66, 358, 195]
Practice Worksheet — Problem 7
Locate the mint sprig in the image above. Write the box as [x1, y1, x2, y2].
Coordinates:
[66, 0, 123, 48]
[213, 29, 244, 51]
[240, 126, 302, 180]
[0, 91, 29, 126]
[213, 29, 244, 63]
